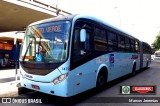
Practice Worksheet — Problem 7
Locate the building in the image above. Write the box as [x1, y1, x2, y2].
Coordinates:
[0, 0, 71, 67]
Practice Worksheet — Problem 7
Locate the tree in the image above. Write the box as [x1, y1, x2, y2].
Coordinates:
[152, 32, 160, 51]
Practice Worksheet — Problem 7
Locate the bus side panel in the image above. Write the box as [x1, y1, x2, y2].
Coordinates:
[139, 41, 143, 69]
[136, 54, 141, 71]
[70, 52, 137, 96]
[71, 59, 97, 95]
[107, 53, 139, 80]
[107, 53, 123, 81]
[143, 53, 151, 68]
[120, 53, 133, 76]
[143, 54, 147, 68]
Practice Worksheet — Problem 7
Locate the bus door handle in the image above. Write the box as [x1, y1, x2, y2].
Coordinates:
[80, 50, 86, 55]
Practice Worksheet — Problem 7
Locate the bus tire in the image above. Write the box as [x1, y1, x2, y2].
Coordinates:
[146, 61, 149, 68]
[131, 63, 136, 76]
[96, 68, 107, 88]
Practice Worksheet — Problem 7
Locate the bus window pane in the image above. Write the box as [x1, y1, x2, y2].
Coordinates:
[94, 28, 107, 42]
[125, 38, 130, 51]
[135, 41, 139, 53]
[73, 21, 92, 62]
[108, 32, 117, 52]
[130, 40, 135, 52]
[73, 28, 81, 61]
[108, 32, 117, 45]
[94, 27, 107, 51]
[118, 35, 125, 51]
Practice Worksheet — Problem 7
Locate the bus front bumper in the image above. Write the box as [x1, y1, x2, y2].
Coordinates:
[20, 75, 69, 97]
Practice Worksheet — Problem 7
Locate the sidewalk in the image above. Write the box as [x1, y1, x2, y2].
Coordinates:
[0, 69, 21, 97]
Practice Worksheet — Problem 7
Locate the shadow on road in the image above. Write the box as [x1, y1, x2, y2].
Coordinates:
[0, 77, 20, 83]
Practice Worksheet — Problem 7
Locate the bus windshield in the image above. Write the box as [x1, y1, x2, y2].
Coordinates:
[20, 21, 70, 63]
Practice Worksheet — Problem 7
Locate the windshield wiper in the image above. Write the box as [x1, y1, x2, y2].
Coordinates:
[22, 35, 36, 63]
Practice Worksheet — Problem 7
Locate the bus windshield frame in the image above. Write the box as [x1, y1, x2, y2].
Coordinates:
[20, 21, 70, 64]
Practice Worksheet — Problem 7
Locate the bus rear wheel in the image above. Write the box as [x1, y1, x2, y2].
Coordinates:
[146, 61, 149, 68]
[131, 64, 136, 76]
[96, 70, 107, 88]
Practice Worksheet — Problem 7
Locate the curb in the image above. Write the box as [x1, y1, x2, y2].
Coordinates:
[0, 81, 21, 97]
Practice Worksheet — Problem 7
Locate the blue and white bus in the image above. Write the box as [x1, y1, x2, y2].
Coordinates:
[19, 14, 151, 97]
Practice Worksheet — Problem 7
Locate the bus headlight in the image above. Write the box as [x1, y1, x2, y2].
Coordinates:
[51, 73, 68, 85]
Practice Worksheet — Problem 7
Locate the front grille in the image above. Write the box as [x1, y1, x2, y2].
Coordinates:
[22, 66, 53, 75]
[20, 61, 62, 75]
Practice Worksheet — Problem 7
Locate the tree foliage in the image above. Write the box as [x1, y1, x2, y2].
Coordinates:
[152, 33, 160, 50]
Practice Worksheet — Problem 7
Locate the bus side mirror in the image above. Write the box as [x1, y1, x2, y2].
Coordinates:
[80, 29, 86, 42]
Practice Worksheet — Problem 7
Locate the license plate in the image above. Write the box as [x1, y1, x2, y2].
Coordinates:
[31, 84, 40, 90]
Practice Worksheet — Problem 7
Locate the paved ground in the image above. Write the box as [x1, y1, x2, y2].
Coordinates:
[0, 68, 20, 97]
[0, 61, 160, 106]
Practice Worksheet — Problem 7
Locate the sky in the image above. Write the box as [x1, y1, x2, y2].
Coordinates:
[43, 0, 160, 45]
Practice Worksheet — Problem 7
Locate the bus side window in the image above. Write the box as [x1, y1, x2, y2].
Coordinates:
[94, 27, 107, 51]
[73, 26, 91, 62]
[118, 35, 125, 51]
[85, 32, 91, 50]
[130, 40, 135, 53]
[73, 28, 81, 61]
[125, 37, 130, 52]
[135, 41, 139, 53]
[108, 32, 117, 52]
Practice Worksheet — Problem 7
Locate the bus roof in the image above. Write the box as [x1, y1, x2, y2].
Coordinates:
[73, 14, 137, 40]
[29, 14, 76, 26]
[142, 41, 150, 46]
[28, 14, 138, 40]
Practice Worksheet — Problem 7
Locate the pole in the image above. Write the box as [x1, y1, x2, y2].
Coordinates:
[56, 0, 61, 16]
[14, 33, 18, 81]
[114, 6, 121, 29]
[14, 31, 25, 81]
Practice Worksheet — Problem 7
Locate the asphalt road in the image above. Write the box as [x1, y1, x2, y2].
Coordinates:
[1, 60, 160, 106]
